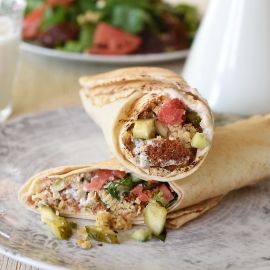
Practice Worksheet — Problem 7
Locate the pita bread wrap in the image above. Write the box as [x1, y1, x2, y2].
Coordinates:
[79, 67, 214, 182]
[19, 159, 182, 226]
[19, 114, 270, 229]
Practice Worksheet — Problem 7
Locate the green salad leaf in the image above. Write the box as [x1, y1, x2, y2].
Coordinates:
[23, 0, 199, 53]
[80, 24, 95, 48]
[41, 6, 67, 31]
[59, 23, 94, 52]
[76, 0, 97, 13]
[101, 0, 163, 35]
[174, 4, 200, 40]
[110, 5, 146, 34]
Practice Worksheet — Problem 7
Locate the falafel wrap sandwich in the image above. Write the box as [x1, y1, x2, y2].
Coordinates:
[19, 114, 270, 230]
[79, 67, 214, 182]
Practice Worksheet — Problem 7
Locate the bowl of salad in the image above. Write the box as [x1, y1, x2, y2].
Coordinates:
[21, 0, 200, 64]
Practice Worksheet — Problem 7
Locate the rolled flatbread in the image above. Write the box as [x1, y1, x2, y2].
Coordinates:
[19, 114, 270, 229]
[79, 67, 214, 182]
[18, 159, 182, 228]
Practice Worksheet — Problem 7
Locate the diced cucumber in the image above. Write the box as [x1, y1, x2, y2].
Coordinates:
[191, 132, 209, 148]
[155, 192, 169, 207]
[132, 119, 156, 139]
[69, 221, 78, 229]
[130, 229, 152, 242]
[155, 120, 168, 137]
[40, 205, 58, 223]
[116, 184, 130, 196]
[85, 225, 119, 244]
[143, 202, 167, 236]
[47, 217, 72, 240]
[52, 178, 66, 192]
[39, 206, 72, 240]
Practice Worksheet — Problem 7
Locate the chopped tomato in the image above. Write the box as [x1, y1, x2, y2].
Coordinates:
[130, 184, 149, 202]
[158, 184, 174, 202]
[27, 196, 34, 206]
[46, 0, 73, 7]
[168, 98, 186, 109]
[112, 170, 127, 179]
[158, 98, 186, 125]
[90, 23, 142, 55]
[23, 4, 45, 40]
[84, 170, 116, 192]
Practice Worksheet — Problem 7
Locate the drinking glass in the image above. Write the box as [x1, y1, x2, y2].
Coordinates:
[0, 0, 25, 122]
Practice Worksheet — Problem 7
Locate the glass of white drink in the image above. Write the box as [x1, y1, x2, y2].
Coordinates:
[0, 0, 25, 122]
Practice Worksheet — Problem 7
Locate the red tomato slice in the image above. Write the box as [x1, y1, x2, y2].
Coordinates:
[158, 184, 174, 202]
[167, 98, 186, 110]
[138, 192, 149, 202]
[112, 170, 127, 179]
[84, 170, 116, 192]
[157, 98, 186, 125]
[130, 184, 149, 202]
[90, 23, 142, 55]
[23, 4, 45, 40]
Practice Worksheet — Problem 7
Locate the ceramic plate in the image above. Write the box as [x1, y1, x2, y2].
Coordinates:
[1, 107, 270, 270]
[21, 42, 189, 64]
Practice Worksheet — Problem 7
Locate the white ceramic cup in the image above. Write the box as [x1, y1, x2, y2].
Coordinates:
[182, 0, 270, 115]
